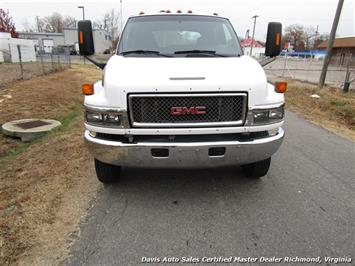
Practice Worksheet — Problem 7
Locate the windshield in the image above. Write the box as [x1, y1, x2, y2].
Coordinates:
[118, 15, 242, 57]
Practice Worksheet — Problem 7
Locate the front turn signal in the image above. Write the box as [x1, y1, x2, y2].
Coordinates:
[275, 81, 287, 93]
[82, 84, 94, 95]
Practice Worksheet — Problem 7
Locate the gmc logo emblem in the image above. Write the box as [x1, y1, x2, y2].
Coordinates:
[170, 106, 207, 116]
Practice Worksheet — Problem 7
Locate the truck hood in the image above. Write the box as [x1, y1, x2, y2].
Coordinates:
[87, 55, 283, 109]
[105, 55, 266, 89]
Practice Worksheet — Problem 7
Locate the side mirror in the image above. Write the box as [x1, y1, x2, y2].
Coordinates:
[265, 22, 282, 57]
[78, 20, 95, 56]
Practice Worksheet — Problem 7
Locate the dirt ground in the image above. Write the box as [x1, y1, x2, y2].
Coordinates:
[284, 80, 355, 141]
[0, 65, 101, 265]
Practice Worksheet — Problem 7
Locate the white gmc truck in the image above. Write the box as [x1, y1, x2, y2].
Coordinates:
[78, 12, 286, 183]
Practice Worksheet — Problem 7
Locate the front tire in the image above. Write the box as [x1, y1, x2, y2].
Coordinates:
[242, 158, 271, 178]
[94, 159, 121, 184]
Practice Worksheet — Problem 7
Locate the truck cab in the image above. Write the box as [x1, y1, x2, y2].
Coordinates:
[78, 12, 285, 183]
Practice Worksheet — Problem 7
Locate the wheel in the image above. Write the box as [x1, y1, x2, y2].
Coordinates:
[94, 159, 121, 184]
[242, 158, 271, 178]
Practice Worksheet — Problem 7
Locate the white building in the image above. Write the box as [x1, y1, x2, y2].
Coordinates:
[18, 32, 64, 53]
[19, 28, 112, 54]
[0, 32, 37, 63]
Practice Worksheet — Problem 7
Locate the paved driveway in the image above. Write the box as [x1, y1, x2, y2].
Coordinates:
[66, 111, 355, 265]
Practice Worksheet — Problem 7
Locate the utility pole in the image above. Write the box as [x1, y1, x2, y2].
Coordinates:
[318, 0, 344, 88]
[250, 15, 259, 57]
[120, 0, 123, 37]
[245, 29, 250, 40]
[36, 16, 41, 32]
[78, 6, 85, 20]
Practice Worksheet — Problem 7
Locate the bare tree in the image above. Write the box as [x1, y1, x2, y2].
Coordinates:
[304, 26, 319, 50]
[284, 24, 305, 51]
[63, 16, 76, 28]
[37, 13, 76, 33]
[0, 8, 19, 37]
[94, 9, 120, 48]
[42, 12, 63, 32]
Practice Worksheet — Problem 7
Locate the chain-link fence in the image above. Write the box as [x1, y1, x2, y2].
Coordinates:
[264, 55, 355, 90]
[0, 45, 71, 86]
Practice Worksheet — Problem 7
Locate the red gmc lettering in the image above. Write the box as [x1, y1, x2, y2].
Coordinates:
[170, 106, 206, 116]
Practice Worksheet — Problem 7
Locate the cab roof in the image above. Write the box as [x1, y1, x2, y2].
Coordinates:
[129, 12, 228, 20]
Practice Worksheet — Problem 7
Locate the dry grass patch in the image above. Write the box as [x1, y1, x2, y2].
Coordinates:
[0, 64, 100, 163]
[285, 80, 355, 141]
[0, 65, 102, 265]
[0, 117, 100, 266]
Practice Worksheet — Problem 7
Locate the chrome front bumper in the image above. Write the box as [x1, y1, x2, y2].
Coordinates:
[84, 128, 284, 168]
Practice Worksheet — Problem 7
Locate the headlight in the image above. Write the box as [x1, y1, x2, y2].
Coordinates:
[86, 111, 102, 123]
[253, 111, 269, 124]
[85, 109, 122, 126]
[269, 108, 284, 120]
[252, 105, 284, 125]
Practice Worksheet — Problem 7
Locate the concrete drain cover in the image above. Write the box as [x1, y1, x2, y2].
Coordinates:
[2, 119, 61, 142]
[15, 120, 51, 130]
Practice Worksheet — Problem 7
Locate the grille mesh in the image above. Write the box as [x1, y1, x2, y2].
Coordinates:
[129, 94, 246, 127]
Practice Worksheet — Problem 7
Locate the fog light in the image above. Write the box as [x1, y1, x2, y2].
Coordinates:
[268, 128, 279, 136]
[89, 131, 97, 137]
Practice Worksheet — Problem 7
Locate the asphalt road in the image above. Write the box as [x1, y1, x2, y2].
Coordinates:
[65, 111, 355, 266]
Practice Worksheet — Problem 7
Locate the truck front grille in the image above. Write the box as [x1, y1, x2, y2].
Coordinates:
[128, 93, 247, 128]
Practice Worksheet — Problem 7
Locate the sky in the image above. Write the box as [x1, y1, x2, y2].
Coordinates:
[1, 0, 354, 41]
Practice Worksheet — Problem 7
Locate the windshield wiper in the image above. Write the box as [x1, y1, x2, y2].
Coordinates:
[174, 50, 226, 57]
[120, 50, 171, 57]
